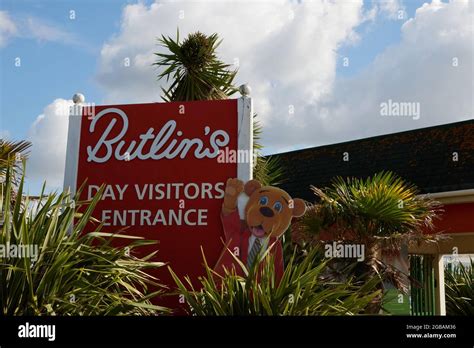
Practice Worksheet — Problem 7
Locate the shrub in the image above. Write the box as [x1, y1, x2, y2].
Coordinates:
[169, 246, 380, 315]
[445, 259, 473, 316]
[0, 164, 169, 315]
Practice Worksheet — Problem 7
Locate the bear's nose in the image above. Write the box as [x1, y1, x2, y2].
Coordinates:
[259, 206, 274, 217]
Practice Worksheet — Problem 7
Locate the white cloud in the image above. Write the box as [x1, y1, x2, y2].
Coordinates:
[27, 0, 472, 193]
[96, 0, 365, 110]
[0, 11, 18, 47]
[24, 17, 75, 44]
[95, 0, 472, 155]
[285, 0, 473, 151]
[27, 99, 72, 189]
[0, 12, 84, 48]
[377, 0, 405, 20]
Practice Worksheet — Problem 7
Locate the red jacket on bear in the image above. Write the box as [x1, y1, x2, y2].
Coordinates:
[213, 210, 284, 281]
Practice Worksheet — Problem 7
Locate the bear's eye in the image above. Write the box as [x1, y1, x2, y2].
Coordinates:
[273, 201, 283, 212]
[259, 196, 269, 205]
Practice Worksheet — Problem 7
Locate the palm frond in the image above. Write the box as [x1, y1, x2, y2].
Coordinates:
[302, 171, 441, 239]
[292, 171, 442, 310]
[154, 31, 238, 102]
[0, 139, 31, 178]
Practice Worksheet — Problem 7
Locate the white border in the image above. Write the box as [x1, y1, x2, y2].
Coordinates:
[63, 104, 82, 196]
[237, 96, 253, 218]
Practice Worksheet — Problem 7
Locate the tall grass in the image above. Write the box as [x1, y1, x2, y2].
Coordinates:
[445, 259, 473, 316]
[0, 164, 169, 315]
[170, 246, 381, 315]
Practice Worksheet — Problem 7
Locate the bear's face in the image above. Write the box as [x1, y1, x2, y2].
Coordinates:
[244, 180, 305, 239]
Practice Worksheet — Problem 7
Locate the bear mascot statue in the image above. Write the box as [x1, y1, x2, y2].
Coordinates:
[214, 178, 306, 281]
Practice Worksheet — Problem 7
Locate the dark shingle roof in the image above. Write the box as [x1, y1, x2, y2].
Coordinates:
[273, 120, 474, 202]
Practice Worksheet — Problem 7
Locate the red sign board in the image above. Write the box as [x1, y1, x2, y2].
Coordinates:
[64, 98, 252, 309]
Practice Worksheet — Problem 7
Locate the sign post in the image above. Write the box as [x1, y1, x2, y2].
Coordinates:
[64, 89, 253, 309]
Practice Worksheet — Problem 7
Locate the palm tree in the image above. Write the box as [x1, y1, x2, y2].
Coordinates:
[0, 139, 31, 179]
[154, 31, 237, 101]
[294, 171, 442, 313]
[154, 30, 282, 185]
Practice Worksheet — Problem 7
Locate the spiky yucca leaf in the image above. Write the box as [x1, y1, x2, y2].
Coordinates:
[154, 31, 237, 102]
[169, 246, 380, 315]
[0, 163, 169, 315]
[155, 30, 282, 186]
[445, 259, 474, 316]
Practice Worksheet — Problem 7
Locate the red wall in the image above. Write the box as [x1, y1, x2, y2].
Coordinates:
[431, 202, 474, 234]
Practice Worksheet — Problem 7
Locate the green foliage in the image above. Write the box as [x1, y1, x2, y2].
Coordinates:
[445, 259, 474, 315]
[252, 115, 284, 186]
[155, 30, 282, 186]
[253, 155, 284, 187]
[155, 31, 279, 184]
[294, 172, 442, 312]
[154, 30, 237, 102]
[169, 246, 381, 315]
[300, 171, 441, 244]
[0, 163, 169, 315]
[252, 115, 264, 153]
[0, 139, 31, 182]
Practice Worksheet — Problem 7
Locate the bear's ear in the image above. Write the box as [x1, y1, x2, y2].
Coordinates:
[244, 179, 262, 197]
[291, 198, 306, 217]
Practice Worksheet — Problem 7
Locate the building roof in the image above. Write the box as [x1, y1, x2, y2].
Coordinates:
[273, 119, 474, 202]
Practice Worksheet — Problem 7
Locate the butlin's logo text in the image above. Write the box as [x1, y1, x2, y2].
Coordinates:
[86, 108, 230, 163]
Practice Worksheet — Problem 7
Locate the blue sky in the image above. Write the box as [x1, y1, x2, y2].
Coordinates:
[1, 0, 129, 140]
[0, 0, 472, 193]
[337, 0, 421, 76]
[2, 0, 426, 140]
